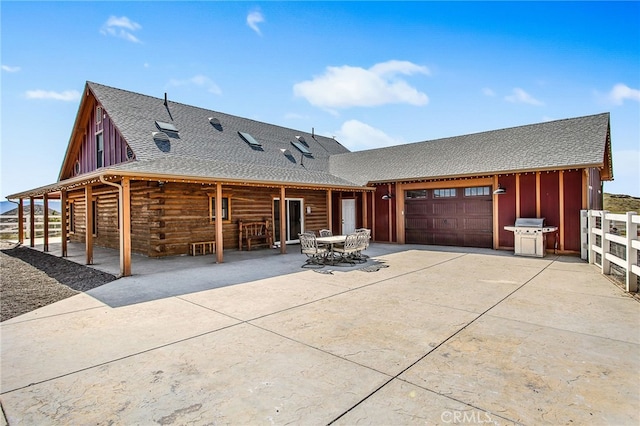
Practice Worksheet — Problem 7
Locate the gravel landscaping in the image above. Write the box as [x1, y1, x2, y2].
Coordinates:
[0, 242, 116, 322]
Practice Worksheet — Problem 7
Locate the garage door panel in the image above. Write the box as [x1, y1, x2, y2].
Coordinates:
[405, 187, 493, 248]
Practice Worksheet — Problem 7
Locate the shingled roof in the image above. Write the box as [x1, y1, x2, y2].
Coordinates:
[329, 112, 612, 186]
[83, 81, 354, 188]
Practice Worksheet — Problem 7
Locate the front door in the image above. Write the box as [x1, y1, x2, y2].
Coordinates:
[273, 198, 304, 245]
[341, 198, 356, 235]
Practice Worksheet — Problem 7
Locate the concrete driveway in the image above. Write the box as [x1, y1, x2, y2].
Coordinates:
[1, 248, 639, 425]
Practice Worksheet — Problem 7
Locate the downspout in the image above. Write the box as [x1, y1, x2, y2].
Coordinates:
[99, 176, 129, 277]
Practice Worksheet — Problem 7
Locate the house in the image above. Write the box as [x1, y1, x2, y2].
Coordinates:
[7, 81, 613, 276]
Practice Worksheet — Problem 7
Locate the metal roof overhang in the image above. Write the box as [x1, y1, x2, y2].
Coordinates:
[6, 170, 372, 200]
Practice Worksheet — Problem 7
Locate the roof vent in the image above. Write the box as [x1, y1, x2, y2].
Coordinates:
[155, 120, 178, 133]
[238, 131, 262, 148]
[152, 132, 171, 153]
[281, 148, 296, 163]
[209, 117, 223, 131]
[295, 135, 308, 146]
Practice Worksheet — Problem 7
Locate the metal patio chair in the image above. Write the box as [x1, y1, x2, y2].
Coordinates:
[299, 232, 328, 268]
[332, 233, 362, 265]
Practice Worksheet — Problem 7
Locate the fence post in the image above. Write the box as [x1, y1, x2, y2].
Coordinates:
[626, 211, 638, 292]
[588, 211, 597, 265]
[601, 210, 610, 274]
[580, 210, 588, 261]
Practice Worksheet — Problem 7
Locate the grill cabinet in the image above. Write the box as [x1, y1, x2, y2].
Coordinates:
[504, 218, 558, 257]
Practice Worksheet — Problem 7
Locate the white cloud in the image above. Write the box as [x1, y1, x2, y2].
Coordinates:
[482, 87, 496, 97]
[2, 65, 21, 73]
[284, 112, 309, 120]
[335, 119, 404, 151]
[293, 60, 430, 109]
[247, 11, 264, 35]
[504, 88, 544, 106]
[25, 90, 81, 101]
[168, 75, 221, 95]
[608, 83, 640, 105]
[100, 16, 142, 43]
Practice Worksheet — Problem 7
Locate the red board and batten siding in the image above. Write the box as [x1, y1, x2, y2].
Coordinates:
[497, 170, 583, 253]
[518, 173, 537, 218]
[563, 170, 583, 252]
[72, 106, 131, 177]
[497, 174, 517, 248]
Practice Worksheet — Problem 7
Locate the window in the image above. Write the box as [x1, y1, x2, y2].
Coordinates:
[465, 186, 491, 197]
[405, 190, 427, 199]
[238, 131, 262, 147]
[291, 140, 312, 156]
[433, 188, 457, 198]
[96, 132, 104, 168]
[209, 196, 230, 222]
[155, 121, 179, 133]
[96, 107, 102, 124]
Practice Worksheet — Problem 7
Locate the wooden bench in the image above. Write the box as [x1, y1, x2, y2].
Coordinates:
[189, 241, 215, 256]
[238, 220, 273, 251]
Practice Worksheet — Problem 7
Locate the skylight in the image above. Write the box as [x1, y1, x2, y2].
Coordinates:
[238, 131, 262, 147]
[155, 121, 178, 133]
[291, 140, 312, 156]
[296, 135, 307, 146]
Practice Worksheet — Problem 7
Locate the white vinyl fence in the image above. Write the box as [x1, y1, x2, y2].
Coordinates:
[581, 210, 639, 292]
[0, 215, 63, 240]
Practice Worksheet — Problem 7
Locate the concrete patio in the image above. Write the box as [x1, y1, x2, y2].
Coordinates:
[1, 246, 639, 425]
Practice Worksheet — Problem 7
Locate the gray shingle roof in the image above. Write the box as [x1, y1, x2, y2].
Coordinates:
[329, 113, 611, 185]
[87, 82, 352, 187]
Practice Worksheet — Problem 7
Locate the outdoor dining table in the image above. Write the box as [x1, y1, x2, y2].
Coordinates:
[316, 235, 346, 265]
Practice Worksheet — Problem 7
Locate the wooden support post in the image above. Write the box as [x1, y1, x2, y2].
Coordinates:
[121, 178, 132, 276]
[61, 191, 68, 257]
[280, 186, 287, 254]
[362, 191, 368, 229]
[327, 189, 332, 233]
[515, 174, 521, 219]
[29, 197, 35, 247]
[492, 176, 499, 249]
[535, 172, 541, 218]
[396, 182, 405, 244]
[215, 182, 224, 264]
[582, 169, 588, 210]
[85, 185, 93, 265]
[43, 193, 49, 252]
[387, 184, 392, 242]
[371, 187, 377, 241]
[559, 171, 565, 251]
[18, 198, 24, 244]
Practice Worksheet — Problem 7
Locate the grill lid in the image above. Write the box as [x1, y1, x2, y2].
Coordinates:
[514, 217, 545, 228]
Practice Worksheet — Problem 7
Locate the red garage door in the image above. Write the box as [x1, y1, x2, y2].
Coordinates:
[405, 186, 493, 248]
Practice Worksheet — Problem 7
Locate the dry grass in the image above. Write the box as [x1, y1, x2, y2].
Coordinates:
[604, 193, 640, 214]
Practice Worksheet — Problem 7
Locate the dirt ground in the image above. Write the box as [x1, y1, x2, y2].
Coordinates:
[0, 242, 116, 322]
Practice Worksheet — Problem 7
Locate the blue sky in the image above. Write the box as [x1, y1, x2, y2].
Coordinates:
[1, 1, 639, 198]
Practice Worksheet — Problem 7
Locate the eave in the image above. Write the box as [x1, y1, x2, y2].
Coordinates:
[6, 169, 372, 200]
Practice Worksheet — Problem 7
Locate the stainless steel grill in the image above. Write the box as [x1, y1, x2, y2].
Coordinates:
[504, 218, 558, 257]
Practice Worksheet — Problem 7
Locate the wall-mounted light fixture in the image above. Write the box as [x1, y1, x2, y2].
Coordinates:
[493, 184, 506, 195]
[381, 193, 394, 200]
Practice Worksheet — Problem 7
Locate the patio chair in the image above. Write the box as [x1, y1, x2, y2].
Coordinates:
[332, 233, 362, 265]
[319, 229, 333, 237]
[299, 232, 328, 268]
[354, 228, 371, 260]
